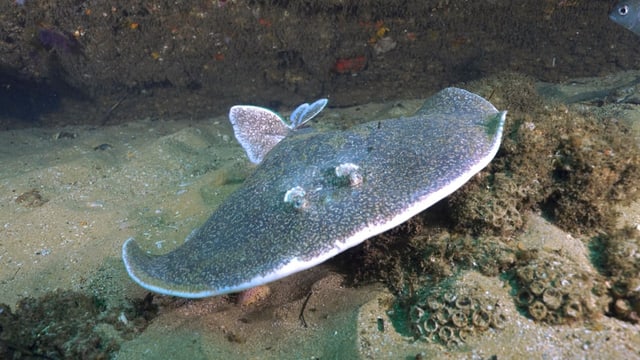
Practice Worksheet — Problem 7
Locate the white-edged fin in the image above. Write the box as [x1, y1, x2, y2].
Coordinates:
[289, 98, 328, 129]
[229, 105, 290, 164]
[184, 227, 200, 242]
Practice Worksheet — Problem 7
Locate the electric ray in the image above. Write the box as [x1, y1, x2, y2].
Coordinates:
[122, 87, 507, 298]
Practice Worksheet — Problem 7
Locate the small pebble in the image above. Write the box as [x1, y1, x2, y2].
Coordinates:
[87, 201, 104, 208]
[54, 131, 77, 140]
[94, 143, 113, 151]
[237, 285, 271, 306]
[36, 248, 51, 256]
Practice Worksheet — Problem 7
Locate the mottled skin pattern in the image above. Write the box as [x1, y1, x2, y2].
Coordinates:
[123, 88, 506, 298]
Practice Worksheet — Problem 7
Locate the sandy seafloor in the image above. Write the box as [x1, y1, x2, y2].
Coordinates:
[2, 73, 640, 359]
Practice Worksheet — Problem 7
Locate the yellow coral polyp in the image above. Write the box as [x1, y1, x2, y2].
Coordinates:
[376, 26, 389, 38]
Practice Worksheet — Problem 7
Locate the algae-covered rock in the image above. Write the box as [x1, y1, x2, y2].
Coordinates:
[449, 73, 640, 236]
[601, 226, 640, 323]
[0, 290, 157, 359]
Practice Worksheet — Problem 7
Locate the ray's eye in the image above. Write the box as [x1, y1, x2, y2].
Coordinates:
[619, 5, 630, 16]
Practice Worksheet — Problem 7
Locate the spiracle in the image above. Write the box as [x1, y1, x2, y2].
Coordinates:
[283, 186, 308, 209]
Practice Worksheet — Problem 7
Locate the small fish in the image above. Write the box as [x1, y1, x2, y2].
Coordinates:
[610, 1, 640, 35]
[37, 26, 83, 54]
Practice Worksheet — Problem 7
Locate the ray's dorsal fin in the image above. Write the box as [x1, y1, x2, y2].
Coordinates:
[229, 105, 289, 164]
[288, 98, 328, 129]
[229, 99, 328, 164]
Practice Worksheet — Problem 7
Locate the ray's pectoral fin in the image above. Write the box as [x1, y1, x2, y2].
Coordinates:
[228, 99, 328, 164]
[122, 237, 216, 297]
[122, 238, 170, 295]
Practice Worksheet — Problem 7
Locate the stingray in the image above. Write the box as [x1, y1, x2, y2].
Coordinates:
[122, 87, 506, 298]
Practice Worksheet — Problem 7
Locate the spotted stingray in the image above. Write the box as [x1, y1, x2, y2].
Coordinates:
[122, 87, 506, 298]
